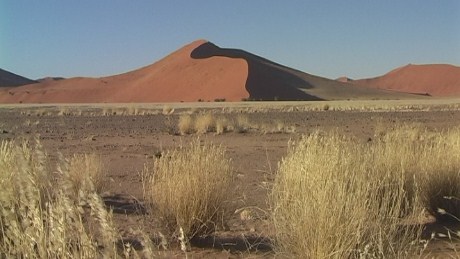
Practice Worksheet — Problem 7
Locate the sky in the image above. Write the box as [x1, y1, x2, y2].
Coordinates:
[1, 1, 459, 80]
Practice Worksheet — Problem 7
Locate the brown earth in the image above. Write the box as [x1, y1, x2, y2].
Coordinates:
[1, 103, 460, 258]
[352, 64, 460, 96]
[0, 40, 421, 103]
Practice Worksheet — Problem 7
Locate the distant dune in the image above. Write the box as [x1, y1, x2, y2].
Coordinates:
[336, 76, 354, 83]
[352, 64, 460, 96]
[0, 40, 423, 103]
[37, 77, 65, 83]
[0, 68, 37, 87]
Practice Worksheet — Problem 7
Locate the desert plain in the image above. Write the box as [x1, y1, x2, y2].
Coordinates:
[1, 99, 460, 258]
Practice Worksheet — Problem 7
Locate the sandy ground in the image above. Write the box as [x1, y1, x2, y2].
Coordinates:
[1, 102, 460, 258]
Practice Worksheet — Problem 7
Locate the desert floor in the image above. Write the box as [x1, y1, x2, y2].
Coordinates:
[1, 100, 460, 258]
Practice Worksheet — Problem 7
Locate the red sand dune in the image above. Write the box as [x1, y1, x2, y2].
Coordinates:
[352, 64, 460, 96]
[0, 68, 37, 87]
[0, 40, 248, 103]
[0, 40, 421, 103]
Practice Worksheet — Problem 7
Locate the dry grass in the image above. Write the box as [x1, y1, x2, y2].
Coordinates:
[0, 140, 145, 258]
[162, 105, 175, 115]
[194, 113, 214, 134]
[381, 125, 460, 222]
[0, 142, 116, 258]
[142, 139, 233, 244]
[66, 153, 106, 195]
[271, 131, 423, 258]
[178, 114, 194, 135]
[215, 117, 233, 135]
[235, 114, 251, 133]
[176, 113, 296, 136]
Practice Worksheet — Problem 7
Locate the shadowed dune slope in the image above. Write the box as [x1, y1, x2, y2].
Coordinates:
[0, 40, 421, 103]
[0, 68, 37, 87]
[191, 42, 417, 101]
[353, 64, 460, 96]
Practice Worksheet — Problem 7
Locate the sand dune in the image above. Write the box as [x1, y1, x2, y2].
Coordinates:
[353, 64, 460, 96]
[0, 40, 248, 103]
[0, 40, 422, 103]
[0, 68, 37, 87]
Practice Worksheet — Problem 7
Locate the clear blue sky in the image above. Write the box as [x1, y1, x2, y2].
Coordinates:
[1, 1, 459, 80]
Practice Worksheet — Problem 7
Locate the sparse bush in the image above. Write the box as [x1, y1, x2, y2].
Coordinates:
[271, 131, 423, 258]
[142, 140, 233, 243]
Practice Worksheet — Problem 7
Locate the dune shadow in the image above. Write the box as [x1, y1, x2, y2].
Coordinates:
[103, 194, 147, 215]
[190, 233, 273, 253]
[191, 42, 322, 101]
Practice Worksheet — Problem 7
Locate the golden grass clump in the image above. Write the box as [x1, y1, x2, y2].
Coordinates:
[271, 131, 423, 258]
[0, 140, 119, 258]
[235, 114, 251, 133]
[381, 125, 460, 222]
[142, 139, 233, 243]
[67, 153, 105, 195]
[194, 113, 214, 134]
[423, 127, 460, 221]
[178, 114, 194, 135]
[215, 117, 233, 135]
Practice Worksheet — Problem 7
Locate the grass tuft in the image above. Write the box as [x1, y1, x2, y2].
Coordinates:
[0, 140, 120, 258]
[271, 131, 423, 258]
[142, 139, 233, 243]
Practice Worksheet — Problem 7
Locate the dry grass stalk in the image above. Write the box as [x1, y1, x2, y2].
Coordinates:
[142, 139, 233, 242]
